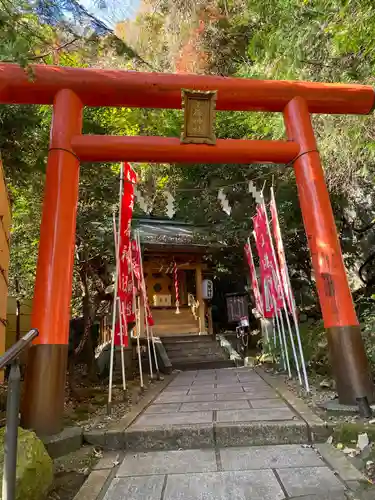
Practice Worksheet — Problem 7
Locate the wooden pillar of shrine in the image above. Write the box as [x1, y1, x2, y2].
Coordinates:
[195, 263, 206, 334]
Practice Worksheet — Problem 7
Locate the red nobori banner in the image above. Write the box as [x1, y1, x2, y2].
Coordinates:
[270, 187, 295, 315]
[253, 204, 283, 318]
[131, 239, 141, 287]
[244, 242, 263, 316]
[115, 163, 137, 346]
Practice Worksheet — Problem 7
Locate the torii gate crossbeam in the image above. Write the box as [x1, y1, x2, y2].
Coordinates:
[0, 64, 373, 435]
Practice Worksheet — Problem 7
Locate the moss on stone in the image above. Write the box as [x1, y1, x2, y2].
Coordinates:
[0, 427, 53, 500]
[333, 422, 375, 446]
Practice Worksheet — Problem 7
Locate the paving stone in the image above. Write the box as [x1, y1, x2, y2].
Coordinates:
[103, 476, 164, 500]
[171, 382, 195, 388]
[242, 385, 276, 392]
[194, 378, 216, 383]
[130, 410, 213, 428]
[242, 390, 280, 399]
[171, 374, 196, 384]
[172, 379, 196, 385]
[163, 388, 190, 394]
[93, 451, 123, 470]
[277, 467, 345, 497]
[315, 443, 365, 482]
[163, 470, 284, 500]
[84, 428, 107, 448]
[106, 430, 125, 450]
[169, 377, 195, 384]
[125, 424, 215, 451]
[76, 469, 112, 500]
[216, 407, 296, 422]
[143, 403, 181, 414]
[154, 393, 216, 403]
[188, 384, 216, 390]
[189, 386, 244, 394]
[215, 421, 309, 447]
[237, 376, 264, 382]
[241, 380, 271, 386]
[288, 495, 348, 500]
[180, 400, 251, 412]
[167, 383, 194, 389]
[216, 391, 277, 401]
[220, 444, 323, 471]
[214, 382, 242, 388]
[117, 449, 217, 476]
[249, 398, 289, 409]
[215, 392, 256, 401]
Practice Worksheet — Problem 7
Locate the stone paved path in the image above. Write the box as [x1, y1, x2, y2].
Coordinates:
[88, 368, 365, 500]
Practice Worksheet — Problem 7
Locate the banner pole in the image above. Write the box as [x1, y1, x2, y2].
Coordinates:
[272, 294, 290, 375]
[262, 196, 302, 385]
[117, 297, 127, 393]
[137, 230, 161, 379]
[135, 231, 154, 381]
[270, 187, 310, 392]
[272, 316, 277, 347]
[271, 316, 277, 351]
[108, 164, 124, 414]
[130, 241, 144, 390]
[112, 199, 127, 396]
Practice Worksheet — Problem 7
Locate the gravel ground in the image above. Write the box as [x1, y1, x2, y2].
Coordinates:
[63, 373, 165, 431]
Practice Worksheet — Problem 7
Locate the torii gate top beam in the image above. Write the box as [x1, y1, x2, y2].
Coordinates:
[0, 64, 373, 114]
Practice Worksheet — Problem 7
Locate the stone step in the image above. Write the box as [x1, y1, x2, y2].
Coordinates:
[153, 324, 199, 331]
[122, 420, 310, 452]
[167, 350, 225, 360]
[165, 342, 223, 355]
[167, 353, 225, 362]
[171, 359, 235, 371]
[169, 356, 227, 363]
[153, 327, 199, 333]
[161, 335, 214, 344]
[152, 310, 195, 317]
[87, 419, 311, 452]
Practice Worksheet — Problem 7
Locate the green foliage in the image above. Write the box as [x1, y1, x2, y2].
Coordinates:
[263, 319, 329, 376]
[360, 304, 375, 374]
[3, 0, 375, 341]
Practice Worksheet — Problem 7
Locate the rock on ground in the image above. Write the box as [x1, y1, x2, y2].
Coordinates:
[0, 427, 53, 500]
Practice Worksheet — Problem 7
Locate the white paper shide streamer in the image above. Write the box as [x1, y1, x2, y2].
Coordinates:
[248, 180, 262, 204]
[133, 186, 151, 214]
[218, 188, 231, 215]
[164, 191, 176, 219]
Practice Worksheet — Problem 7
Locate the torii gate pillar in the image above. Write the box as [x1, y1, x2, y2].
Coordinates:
[284, 97, 374, 405]
[21, 89, 83, 435]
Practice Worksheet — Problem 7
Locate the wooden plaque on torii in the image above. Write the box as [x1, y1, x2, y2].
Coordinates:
[181, 89, 217, 145]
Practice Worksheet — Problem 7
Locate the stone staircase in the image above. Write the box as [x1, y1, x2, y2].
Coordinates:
[151, 307, 199, 337]
[160, 334, 235, 371]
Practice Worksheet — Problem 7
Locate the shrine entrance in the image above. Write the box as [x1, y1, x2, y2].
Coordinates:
[0, 64, 373, 435]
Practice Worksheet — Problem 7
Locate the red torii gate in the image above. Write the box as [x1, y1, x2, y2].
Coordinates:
[0, 64, 373, 435]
